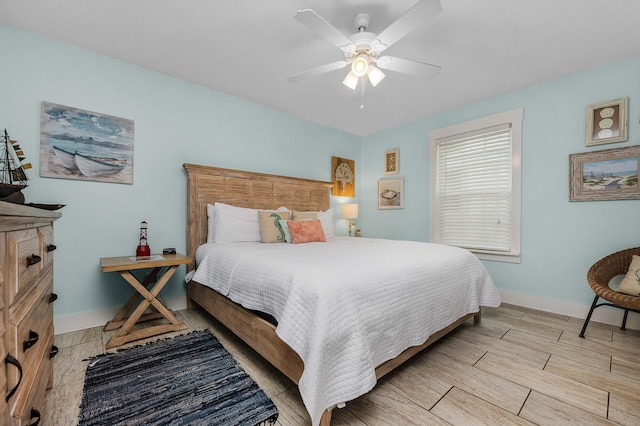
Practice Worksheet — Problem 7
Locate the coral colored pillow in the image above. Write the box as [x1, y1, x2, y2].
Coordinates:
[292, 208, 335, 238]
[287, 220, 326, 244]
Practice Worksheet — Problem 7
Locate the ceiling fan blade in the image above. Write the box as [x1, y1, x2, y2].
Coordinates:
[374, 0, 442, 51]
[287, 60, 349, 82]
[376, 56, 441, 78]
[295, 9, 354, 51]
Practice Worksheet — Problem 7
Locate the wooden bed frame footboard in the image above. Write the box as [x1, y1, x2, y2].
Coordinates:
[188, 280, 478, 425]
[183, 163, 480, 425]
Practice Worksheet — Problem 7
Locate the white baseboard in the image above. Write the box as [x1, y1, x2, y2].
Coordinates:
[499, 289, 640, 331]
[54, 290, 640, 335]
[54, 295, 188, 335]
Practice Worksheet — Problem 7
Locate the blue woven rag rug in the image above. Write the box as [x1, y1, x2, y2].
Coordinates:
[78, 330, 278, 426]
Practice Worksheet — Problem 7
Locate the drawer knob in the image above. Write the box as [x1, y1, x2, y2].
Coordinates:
[23, 330, 40, 351]
[26, 254, 42, 266]
[5, 354, 23, 401]
[47, 243, 57, 252]
[29, 408, 41, 425]
[50, 345, 59, 359]
[49, 293, 58, 303]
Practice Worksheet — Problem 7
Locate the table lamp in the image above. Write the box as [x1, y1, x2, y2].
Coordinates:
[342, 203, 358, 237]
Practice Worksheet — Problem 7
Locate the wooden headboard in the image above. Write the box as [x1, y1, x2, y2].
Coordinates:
[183, 163, 333, 270]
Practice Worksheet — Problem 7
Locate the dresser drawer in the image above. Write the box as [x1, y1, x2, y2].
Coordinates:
[6, 228, 44, 306]
[6, 277, 54, 397]
[1, 234, 5, 314]
[0, 334, 7, 421]
[39, 225, 56, 270]
[1, 203, 60, 425]
[8, 330, 53, 426]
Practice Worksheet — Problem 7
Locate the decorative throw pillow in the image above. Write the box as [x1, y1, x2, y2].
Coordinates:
[292, 209, 335, 238]
[278, 220, 292, 243]
[292, 210, 317, 220]
[617, 255, 640, 296]
[287, 219, 326, 244]
[258, 210, 291, 243]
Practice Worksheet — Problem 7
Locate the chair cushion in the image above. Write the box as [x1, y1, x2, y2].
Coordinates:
[617, 255, 640, 296]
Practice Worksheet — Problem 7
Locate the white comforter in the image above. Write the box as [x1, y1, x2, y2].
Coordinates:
[191, 237, 500, 425]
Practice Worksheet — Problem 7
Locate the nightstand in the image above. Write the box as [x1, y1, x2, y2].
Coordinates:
[100, 253, 192, 349]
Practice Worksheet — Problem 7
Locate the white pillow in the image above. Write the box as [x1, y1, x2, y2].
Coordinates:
[213, 202, 289, 243]
[206, 203, 217, 243]
[212, 202, 261, 243]
[318, 208, 335, 238]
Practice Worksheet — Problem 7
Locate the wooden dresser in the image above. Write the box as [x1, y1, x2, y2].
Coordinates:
[1, 201, 61, 425]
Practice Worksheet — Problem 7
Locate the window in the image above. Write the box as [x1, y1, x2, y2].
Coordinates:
[429, 108, 523, 263]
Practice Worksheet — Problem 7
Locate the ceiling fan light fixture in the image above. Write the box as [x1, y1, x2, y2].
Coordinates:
[351, 54, 369, 77]
[342, 71, 359, 90]
[367, 64, 385, 87]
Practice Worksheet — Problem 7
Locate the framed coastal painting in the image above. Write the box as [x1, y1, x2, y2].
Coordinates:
[585, 98, 628, 147]
[378, 177, 404, 209]
[569, 145, 640, 201]
[384, 148, 399, 175]
[40, 101, 134, 184]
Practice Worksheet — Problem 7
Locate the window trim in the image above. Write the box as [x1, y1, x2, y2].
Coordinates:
[428, 107, 523, 263]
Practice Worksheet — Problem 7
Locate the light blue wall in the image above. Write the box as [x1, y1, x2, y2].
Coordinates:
[361, 54, 640, 308]
[4, 21, 640, 325]
[0, 23, 361, 318]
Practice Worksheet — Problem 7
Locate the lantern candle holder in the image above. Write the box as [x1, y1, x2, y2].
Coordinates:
[136, 221, 150, 257]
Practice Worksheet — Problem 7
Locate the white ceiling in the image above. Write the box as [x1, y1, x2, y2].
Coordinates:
[2, 0, 640, 136]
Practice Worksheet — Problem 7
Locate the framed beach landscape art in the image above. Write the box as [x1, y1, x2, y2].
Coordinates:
[569, 145, 640, 201]
[40, 101, 134, 184]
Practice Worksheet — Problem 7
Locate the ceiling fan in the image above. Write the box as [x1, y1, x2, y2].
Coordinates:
[287, 0, 443, 91]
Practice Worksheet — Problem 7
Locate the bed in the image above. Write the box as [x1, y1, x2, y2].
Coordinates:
[183, 163, 501, 425]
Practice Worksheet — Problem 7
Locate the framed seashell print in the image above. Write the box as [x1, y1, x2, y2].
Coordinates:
[378, 177, 404, 209]
[384, 148, 399, 175]
[585, 98, 628, 147]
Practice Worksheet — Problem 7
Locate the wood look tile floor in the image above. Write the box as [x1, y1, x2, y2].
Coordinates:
[44, 304, 640, 425]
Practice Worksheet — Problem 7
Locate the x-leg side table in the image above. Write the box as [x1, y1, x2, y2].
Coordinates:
[100, 253, 192, 349]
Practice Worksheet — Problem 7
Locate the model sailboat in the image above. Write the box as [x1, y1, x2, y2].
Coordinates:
[1, 128, 32, 203]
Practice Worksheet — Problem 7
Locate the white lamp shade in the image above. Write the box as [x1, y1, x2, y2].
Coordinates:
[351, 55, 369, 77]
[342, 203, 358, 219]
[367, 65, 385, 87]
[342, 71, 359, 90]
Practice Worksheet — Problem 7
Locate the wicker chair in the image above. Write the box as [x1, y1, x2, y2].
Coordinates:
[579, 247, 640, 337]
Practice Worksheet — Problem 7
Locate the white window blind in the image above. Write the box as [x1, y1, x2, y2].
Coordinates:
[435, 124, 512, 251]
[429, 107, 522, 263]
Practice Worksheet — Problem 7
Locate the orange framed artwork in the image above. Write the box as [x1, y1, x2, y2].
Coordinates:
[331, 156, 355, 197]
